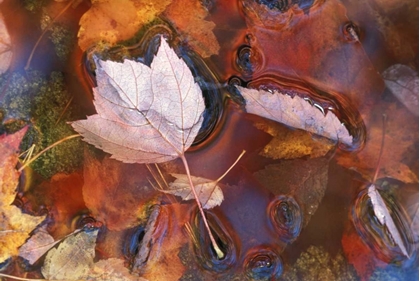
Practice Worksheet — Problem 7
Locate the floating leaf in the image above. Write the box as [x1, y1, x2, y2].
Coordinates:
[41, 229, 98, 280]
[165, 174, 223, 209]
[71, 37, 205, 164]
[0, 127, 45, 264]
[367, 184, 409, 258]
[382, 64, 419, 116]
[238, 86, 353, 146]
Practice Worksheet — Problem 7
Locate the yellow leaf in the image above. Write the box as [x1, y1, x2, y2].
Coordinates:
[0, 127, 45, 264]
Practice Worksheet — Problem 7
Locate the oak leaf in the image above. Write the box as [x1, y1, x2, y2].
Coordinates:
[71, 37, 205, 163]
[0, 127, 45, 264]
[238, 86, 353, 146]
[162, 0, 220, 58]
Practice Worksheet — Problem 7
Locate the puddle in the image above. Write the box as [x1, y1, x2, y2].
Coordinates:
[0, 0, 418, 280]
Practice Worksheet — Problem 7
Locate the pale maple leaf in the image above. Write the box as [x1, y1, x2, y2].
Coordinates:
[165, 174, 224, 209]
[238, 86, 353, 146]
[0, 127, 45, 264]
[71, 37, 205, 163]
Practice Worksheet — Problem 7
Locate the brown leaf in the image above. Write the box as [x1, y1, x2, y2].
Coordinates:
[336, 101, 418, 183]
[382, 64, 419, 116]
[238, 86, 353, 146]
[83, 150, 159, 231]
[0, 127, 45, 264]
[18, 226, 59, 265]
[78, 0, 172, 51]
[72, 37, 205, 164]
[254, 156, 330, 226]
[162, 0, 220, 58]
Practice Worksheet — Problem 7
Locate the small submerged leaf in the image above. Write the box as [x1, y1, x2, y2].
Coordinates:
[382, 64, 419, 116]
[165, 174, 223, 209]
[367, 184, 409, 258]
[238, 86, 353, 146]
[0, 7, 12, 75]
[42, 229, 98, 280]
[87, 258, 148, 281]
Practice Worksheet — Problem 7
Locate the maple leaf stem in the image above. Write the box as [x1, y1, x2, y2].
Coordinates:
[372, 114, 387, 183]
[18, 134, 81, 173]
[179, 154, 225, 260]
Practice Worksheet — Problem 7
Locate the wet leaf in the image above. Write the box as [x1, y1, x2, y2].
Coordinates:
[0, 127, 45, 264]
[78, 0, 172, 51]
[238, 86, 353, 146]
[336, 101, 418, 183]
[72, 37, 205, 164]
[41, 229, 98, 280]
[164, 174, 223, 209]
[18, 226, 60, 265]
[162, 0, 220, 58]
[368, 184, 409, 257]
[0, 6, 12, 75]
[83, 150, 159, 231]
[382, 64, 419, 116]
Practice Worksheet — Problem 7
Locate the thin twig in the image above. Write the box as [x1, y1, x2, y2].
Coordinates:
[216, 150, 246, 183]
[55, 96, 74, 125]
[24, 0, 76, 70]
[18, 134, 80, 172]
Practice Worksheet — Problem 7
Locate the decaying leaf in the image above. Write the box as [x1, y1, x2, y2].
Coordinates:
[0, 7, 12, 75]
[238, 86, 353, 146]
[83, 150, 159, 231]
[78, 0, 172, 51]
[165, 174, 223, 209]
[382, 64, 419, 116]
[162, 0, 220, 58]
[336, 101, 418, 183]
[0, 127, 45, 264]
[42, 229, 98, 280]
[18, 226, 60, 265]
[368, 184, 409, 257]
[72, 37, 205, 164]
[254, 120, 334, 160]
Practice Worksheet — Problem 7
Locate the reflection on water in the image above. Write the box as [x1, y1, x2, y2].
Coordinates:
[0, 0, 418, 280]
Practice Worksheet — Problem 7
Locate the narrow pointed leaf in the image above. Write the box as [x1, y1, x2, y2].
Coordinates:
[368, 184, 409, 257]
[237, 86, 353, 146]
